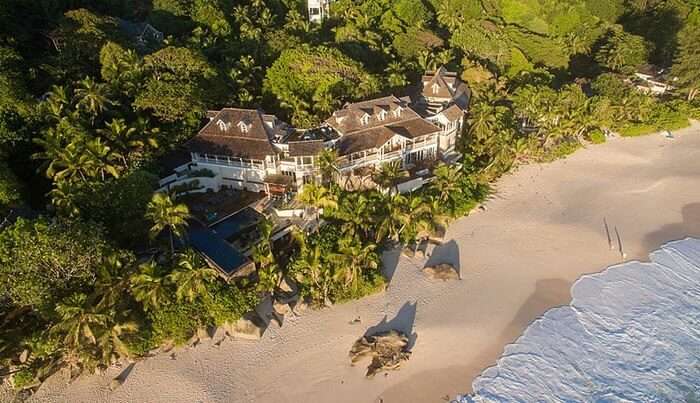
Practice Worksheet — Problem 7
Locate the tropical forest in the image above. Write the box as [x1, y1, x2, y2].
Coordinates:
[1, 0, 700, 394]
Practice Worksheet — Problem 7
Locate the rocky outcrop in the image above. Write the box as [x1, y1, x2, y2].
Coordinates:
[422, 263, 460, 281]
[349, 330, 411, 378]
[223, 313, 268, 340]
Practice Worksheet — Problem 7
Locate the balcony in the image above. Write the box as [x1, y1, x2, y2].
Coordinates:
[195, 155, 264, 170]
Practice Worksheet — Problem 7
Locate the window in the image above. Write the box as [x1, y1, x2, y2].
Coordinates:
[309, 7, 320, 15]
[360, 113, 370, 125]
[217, 119, 230, 131]
[302, 156, 313, 166]
[378, 110, 387, 121]
[237, 121, 250, 133]
[393, 107, 402, 117]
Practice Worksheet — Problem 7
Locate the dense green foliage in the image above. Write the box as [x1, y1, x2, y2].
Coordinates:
[0, 0, 699, 391]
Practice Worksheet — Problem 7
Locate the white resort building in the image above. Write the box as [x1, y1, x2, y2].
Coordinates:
[307, 0, 331, 23]
[158, 67, 469, 196]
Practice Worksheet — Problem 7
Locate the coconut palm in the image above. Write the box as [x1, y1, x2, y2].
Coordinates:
[312, 91, 340, 116]
[375, 193, 409, 243]
[48, 181, 81, 218]
[168, 250, 218, 303]
[145, 192, 191, 254]
[296, 183, 338, 227]
[317, 148, 340, 184]
[45, 85, 70, 121]
[51, 293, 110, 352]
[93, 254, 131, 311]
[84, 138, 122, 181]
[95, 320, 138, 366]
[74, 77, 113, 122]
[431, 163, 464, 203]
[252, 218, 280, 293]
[291, 240, 332, 306]
[332, 235, 378, 295]
[385, 62, 408, 88]
[130, 260, 169, 311]
[333, 192, 374, 239]
[372, 161, 408, 193]
[99, 118, 158, 169]
[37, 140, 92, 184]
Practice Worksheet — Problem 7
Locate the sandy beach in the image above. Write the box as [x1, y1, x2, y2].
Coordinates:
[29, 123, 700, 403]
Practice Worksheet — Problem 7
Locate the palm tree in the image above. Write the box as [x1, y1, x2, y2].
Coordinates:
[37, 140, 92, 184]
[168, 250, 218, 303]
[296, 183, 338, 227]
[99, 118, 158, 169]
[317, 148, 340, 184]
[96, 320, 138, 366]
[145, 192, 191, 255]
[312, 91, 340, 117]
[252, 218, 280, 293]
[84, 138, 122, 181]
[45, 85, 70, 121]
[93, 254, 130, 311]
[291, 239, 332, 306]
[385, 62, 408, 88]
[332, 235, 378, 295]
[130, 260, 170, 312]
[48, 181, 81, 218]
[74, 77, 112, 122]
[431, 163, 464, 203]
[333, 192, 374, 239]
[51, 293, 109, 353]
[375, 193, 409, 243]
[372, 161, 408, 194]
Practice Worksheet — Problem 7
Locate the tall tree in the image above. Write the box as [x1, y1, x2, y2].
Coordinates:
[168, 249, 218, 303]
[672, 21, 700, 101]
[145, 192, 190, 254]
[296, 184, 338, 227]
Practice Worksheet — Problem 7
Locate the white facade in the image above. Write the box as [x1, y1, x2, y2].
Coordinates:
[308, 0, 330, 23]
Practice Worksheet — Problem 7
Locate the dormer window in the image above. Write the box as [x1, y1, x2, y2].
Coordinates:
[432, 83, 440, 94]
[237, 120, 250, 133]
[378, 110, 387, 121]
[217, 119, 230, 132]
[360, 113, 370, 125]
[393, 106, 403, 118]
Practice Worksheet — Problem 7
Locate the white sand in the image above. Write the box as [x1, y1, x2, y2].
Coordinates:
[30, 123, 700, 403]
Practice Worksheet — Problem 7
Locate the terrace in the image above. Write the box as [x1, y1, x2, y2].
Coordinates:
[179, 189, 264, 225]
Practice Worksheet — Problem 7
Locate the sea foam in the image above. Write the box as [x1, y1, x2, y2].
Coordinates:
[459, 238, 700, 403]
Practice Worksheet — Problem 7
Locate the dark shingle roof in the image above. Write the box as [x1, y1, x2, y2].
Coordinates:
[440, 104, 465, 122]
[187, 108, 279, 159]
[288, 140, 324, 156]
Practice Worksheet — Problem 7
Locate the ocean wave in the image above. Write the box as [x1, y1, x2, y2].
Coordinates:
[459, 238, 700, 403]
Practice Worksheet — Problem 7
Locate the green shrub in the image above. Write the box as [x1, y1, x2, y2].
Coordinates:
[204, 283, 260, 326]
[333, 269, 386, 303]
[586, 129, 605, 144]
[12, 368, 36, 390]
[541, 141, 581, 161]
[147, 300, 206, 345]
[619, 124, 657, 137]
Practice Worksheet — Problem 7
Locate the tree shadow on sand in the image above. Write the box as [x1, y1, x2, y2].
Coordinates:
[382, 248, 402, 285]
[425, 240, 461, 277]
[364, 302, 418, 350]
[642, 203, 700, 253]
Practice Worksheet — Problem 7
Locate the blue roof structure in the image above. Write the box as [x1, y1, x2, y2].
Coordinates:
[187, 220, 252, 276]
[210, 207, 262, 241]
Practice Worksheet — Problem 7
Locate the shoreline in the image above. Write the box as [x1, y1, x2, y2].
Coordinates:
[30, 123, 700, 403]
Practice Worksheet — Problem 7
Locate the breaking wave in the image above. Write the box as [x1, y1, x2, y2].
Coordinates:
[459, 238, 700, 403]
